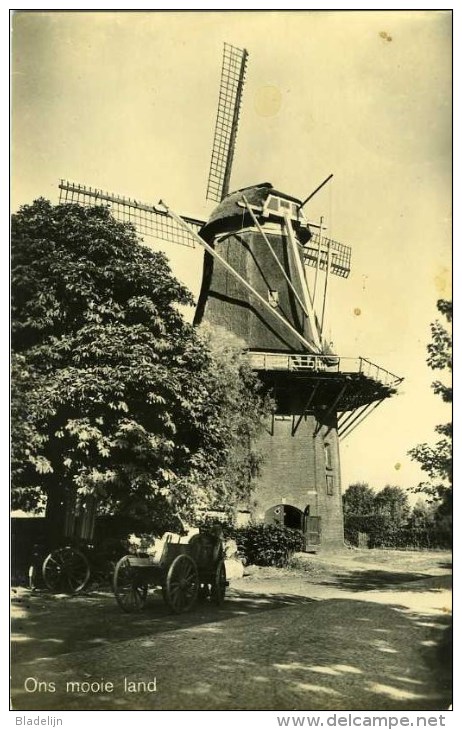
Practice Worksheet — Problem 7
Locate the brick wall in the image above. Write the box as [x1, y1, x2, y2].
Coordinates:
[251, 413, 344, 549]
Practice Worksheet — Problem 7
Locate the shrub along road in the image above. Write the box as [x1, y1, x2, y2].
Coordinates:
[11, 549, 452, 711]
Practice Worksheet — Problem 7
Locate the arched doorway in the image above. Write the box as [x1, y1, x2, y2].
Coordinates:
[264, 504, 304, 531]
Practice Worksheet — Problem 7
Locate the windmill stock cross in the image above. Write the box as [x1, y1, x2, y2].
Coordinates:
[58, 42, 402, 549]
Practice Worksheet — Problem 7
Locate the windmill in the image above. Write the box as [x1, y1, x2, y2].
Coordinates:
[58, 42, 402, 549]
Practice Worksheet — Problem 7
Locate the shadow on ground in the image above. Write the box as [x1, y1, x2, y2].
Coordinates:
[11, 587, 314, 664]
[11, 583, 452, 711]
[11, 550, 453, 712]
[319, 570, 452, 593]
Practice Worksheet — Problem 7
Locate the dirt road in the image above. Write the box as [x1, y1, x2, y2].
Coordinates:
[10, 549, 452, 711]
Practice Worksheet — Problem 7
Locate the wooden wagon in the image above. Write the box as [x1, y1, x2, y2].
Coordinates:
[113, 529, 228, 614]
[33, 494, 102, 594]
[32, 494, 124, 594]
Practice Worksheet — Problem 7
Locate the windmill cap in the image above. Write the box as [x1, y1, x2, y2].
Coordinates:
[201, 183, 304, 240]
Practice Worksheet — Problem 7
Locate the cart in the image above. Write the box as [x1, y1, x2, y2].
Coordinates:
[40, 543, 92, 594]
[32, 494, 126, 594]
[39, 539, 123, 594]
[113, 529, 228, 614]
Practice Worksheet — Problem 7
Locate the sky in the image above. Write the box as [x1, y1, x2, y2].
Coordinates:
[10, 10, 452, 498]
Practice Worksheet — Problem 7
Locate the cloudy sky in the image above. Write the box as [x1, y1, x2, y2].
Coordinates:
[11, 10, 452, 497]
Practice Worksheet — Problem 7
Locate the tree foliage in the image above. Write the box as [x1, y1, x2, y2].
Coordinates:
[408, 299, 452, 506]
[343, 479, 451, 549]
[344, 483, 410, 528]
[343, 485, 452, 548]
[194, 324, 274, 515]
[343, 482, 375, 516]
[373, 485, 410, 527]
[407, 498, 436, 529]
[11, 199, 273, 531]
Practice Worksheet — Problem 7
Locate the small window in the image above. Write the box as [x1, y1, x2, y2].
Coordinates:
[326, 474, 334, 496]
[268, 289, 279, 308]
[324, 442, 333, 471]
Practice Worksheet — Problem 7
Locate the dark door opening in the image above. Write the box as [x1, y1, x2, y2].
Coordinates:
[264, 504, 304, 530]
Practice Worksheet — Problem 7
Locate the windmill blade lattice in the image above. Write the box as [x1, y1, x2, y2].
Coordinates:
[206, 43, 248, 203]
[304, 231, 352, 279]
[59, 181, 204, 248]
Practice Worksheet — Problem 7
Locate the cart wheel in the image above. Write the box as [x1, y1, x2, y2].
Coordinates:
[212, 541, 224, 563]
[113, 556, 148, 613]
[42, 547, 90, 594]
[210, 560, 227, 605]
[164, 554, 199, 614]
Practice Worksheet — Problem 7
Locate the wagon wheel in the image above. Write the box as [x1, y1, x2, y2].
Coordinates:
[113, 556, 148, 613]
[42, 547, 90, 594]
[210, 559, 227, 605]
[213, 540, 224, 563]
[189, 533, 224, 564]
[164, 554, 199, 614]
[161, 578, 204, 605]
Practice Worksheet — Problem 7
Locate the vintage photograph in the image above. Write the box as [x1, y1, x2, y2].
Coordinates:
[10, 10, 452, 712]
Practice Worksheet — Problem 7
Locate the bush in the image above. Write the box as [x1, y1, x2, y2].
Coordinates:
[344, 513, 452, 550]
[233, 524, 305, 567]
[369, 527, 451, 550]
[196, 518, 305, 567]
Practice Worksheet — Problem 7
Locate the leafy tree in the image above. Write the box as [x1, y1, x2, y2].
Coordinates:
[373, 485, 410, 527]
[343, 482, 375, 516]
[408, 299, 452, 509]
[11, 199, 272, 534]
[195, 324, 274, 516]
[407, 498, 436, 529]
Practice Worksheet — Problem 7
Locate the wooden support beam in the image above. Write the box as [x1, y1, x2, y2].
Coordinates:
[325, 382, 349, 420]
[313, 216, 323, 302]
[283, 212, 322, 350]
[337, 402, 371, 438]
[339, 398, 386, 441]
[320, 236, 332, 340]
[313, 382, 348, 437]
[291, 382, 320, 436]
[241, 196, 311, 320]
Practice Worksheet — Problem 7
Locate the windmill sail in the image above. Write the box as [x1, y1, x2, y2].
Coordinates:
[58, 181, 204, 248]
[304, 231, 351, 279]
[206, 43, 248, 203]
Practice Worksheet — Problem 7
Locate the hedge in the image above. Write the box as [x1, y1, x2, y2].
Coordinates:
[233, 524, 305, 567]
[197, 518, 305, 567]
[344, 514, 452, 550]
